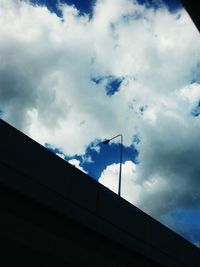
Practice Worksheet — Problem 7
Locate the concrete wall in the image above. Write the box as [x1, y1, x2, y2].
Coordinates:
[182, 0, 200, 32]
[0, 119, 199, 266]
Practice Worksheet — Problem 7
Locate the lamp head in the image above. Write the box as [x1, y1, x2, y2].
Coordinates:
[102, 139, 110, 144]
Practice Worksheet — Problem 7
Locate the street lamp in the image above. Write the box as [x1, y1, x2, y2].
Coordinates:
[102, 134, 123, 197]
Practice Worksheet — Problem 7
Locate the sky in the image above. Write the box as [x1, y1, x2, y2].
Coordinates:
[0, 0, 200, 247]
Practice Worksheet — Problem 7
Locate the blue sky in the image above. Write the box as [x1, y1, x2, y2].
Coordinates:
[30, 0, 182, 15]
[0, 0, 200, 247]
[46, 140, 139, 180]
[30, 0, 96, 16]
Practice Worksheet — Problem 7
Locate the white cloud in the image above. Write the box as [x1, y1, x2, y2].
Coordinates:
[68, 158, 87, 173]
[99, 161, 142, 203]
[1, 0, 200, 235]
[56, 152, 65, 159]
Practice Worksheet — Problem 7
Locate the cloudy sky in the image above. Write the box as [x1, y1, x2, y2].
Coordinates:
[1, 0, 200, 247]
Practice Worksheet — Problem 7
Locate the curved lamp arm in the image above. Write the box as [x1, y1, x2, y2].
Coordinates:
[102, 134, 123, 196]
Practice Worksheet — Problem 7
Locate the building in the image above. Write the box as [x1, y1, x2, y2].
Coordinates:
[182, 0, 200, 32]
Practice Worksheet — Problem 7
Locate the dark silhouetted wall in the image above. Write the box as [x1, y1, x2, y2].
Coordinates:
[0, 119, 199, 266]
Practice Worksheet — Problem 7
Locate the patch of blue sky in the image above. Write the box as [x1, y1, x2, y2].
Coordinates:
[106, 77, 124, 96]
[91, 75, 124, 96]
[137, 0, 182, 12]
[29, 0, 182, 18]
[0, 108, 3, 117]
[171, 208, 200, 224]
[45, 141, 138, 181]
[166, 208, 200, 247]
[30, 0, 62, 16]
[29, 0, 95, 17]
[81, 141, 138, 180]
[191, 100, 200, 117]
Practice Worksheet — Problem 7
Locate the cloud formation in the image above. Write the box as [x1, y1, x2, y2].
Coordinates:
[1, 0, 200, 245]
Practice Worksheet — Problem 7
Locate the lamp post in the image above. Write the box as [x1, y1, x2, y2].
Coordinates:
[102, 134, 123, 197]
